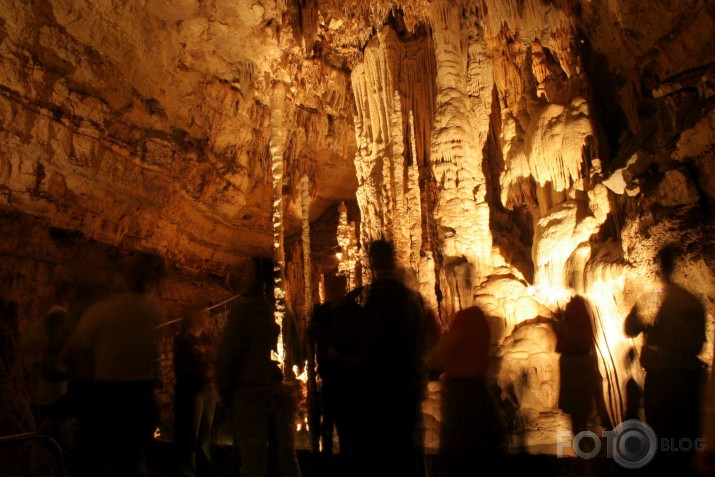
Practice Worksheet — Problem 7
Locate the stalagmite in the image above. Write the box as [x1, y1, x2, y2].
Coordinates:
[336, 201, 359, 292]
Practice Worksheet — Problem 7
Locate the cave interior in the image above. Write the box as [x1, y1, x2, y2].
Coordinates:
[1, 0, 715, 467]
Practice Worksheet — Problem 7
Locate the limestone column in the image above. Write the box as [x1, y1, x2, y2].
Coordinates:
[270, 81, 288, 366]
[350, 26, 439, 302]
[302, 174, 319, 452]
[430, 0, 495, 316]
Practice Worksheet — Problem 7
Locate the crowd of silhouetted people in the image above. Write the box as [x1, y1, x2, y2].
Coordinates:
[17, 251, 304, 477]
[308, 241, 519, 477]
[308, 241, 713, 477]
[10, 240, 715, 477]
[308, 239, 440, 477]
[22, 251, 168, 477]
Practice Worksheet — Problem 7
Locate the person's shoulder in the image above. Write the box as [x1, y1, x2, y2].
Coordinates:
[400, 285, 426, 309]
[45, 304, 69, 318]
[367, 277, 407, 298]
[131, 293, 166, 319]
[227, 296, 274, 325]
[67, 297, 114, 340]
[78, 296, 113, 322]
[344, 285, 365, 301]
[449, 306, 489, 332]
[339, 286, 366, 307]
[669, 283, 705, 310]
[456, 305, 484, 317]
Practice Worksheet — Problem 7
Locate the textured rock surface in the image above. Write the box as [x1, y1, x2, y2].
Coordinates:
[1, 0, 714, 453]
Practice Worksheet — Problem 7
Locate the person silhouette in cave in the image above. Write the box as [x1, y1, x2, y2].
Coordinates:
[63, 251, 167, 477]
[623, 347, 643, 422]
[216, 257, 301, 477]
[173, 304, 217, 477]
[22, 278, 76, 435]
[426, 303, 506, 477]
[339, 239, 436, 477]
[554, 294, 610, 441]
[625, 243, 706, 475]
[308, 300, 340, 457]
[313, 278, 369, 473]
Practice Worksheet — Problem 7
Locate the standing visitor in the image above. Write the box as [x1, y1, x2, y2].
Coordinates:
[553, 295, 610, 438]
[63, 251, 166, 477]
[216, 257, 301, 477]
[344, 239, 436, 477]
[625, 243, 706, 475]
[427, 304, 505, 477]
[173, 304, 217, 477]
[22, 278, 76, 433]
[553, 294, 610, 476]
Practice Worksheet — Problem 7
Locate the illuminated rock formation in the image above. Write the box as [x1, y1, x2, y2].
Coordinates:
[0, 0, 713, 457]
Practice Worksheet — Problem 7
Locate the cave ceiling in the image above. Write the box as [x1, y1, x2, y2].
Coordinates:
[1, 0, 714, 278]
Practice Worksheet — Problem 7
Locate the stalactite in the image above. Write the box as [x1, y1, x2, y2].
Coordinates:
[408, 111, 438, 316]
[301, 0, 319, 54]
[351, 59, 382, 256]
[524, 98, 592, 194]
[351, 24, 439, 302]
[391, 91, 410, 270]
[407, 112, 422, 265]
[237, 60, 256, 101]
[318, 272, 325, 304]
[301, 173, 318, 452]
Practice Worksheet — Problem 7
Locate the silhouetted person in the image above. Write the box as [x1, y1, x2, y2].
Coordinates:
[316, 283, 369, 472]
[342, 239, 435, 477]
[173, 304, 217, 477]
[554, 295, 610, 439]
[696, 347, 715, 476]
[215, 257, 301, 477]
[22, 278, 76, 433]
[63, 251, 167, 477]
[427, 305, 505, 477]
[57, 267, 111, 475]
[625, 244, 706, 475]
[308, 301, 339, 457]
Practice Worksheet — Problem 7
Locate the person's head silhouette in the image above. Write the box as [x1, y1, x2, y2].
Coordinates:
[368, 239, 396, 278]
[126, 251, 165, 293]
[656, 243, 679, 283]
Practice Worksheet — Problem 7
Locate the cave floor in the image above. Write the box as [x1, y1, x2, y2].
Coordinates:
[145, 442, 627, 477]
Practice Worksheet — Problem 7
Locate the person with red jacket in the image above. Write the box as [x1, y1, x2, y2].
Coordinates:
[428, 305, 505, 477]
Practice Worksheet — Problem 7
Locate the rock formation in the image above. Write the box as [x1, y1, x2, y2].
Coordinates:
[1, 0, 713, 455]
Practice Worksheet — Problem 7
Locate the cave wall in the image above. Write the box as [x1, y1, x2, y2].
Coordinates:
[0, 0, 358, 436]
[0, 210, 250, 437]
[346, 0, 715, 440]
[0, 0, 714, 450]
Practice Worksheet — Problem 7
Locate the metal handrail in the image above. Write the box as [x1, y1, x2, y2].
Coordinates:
[154, 293, 244, 329]
[0, 431, 67, 477]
